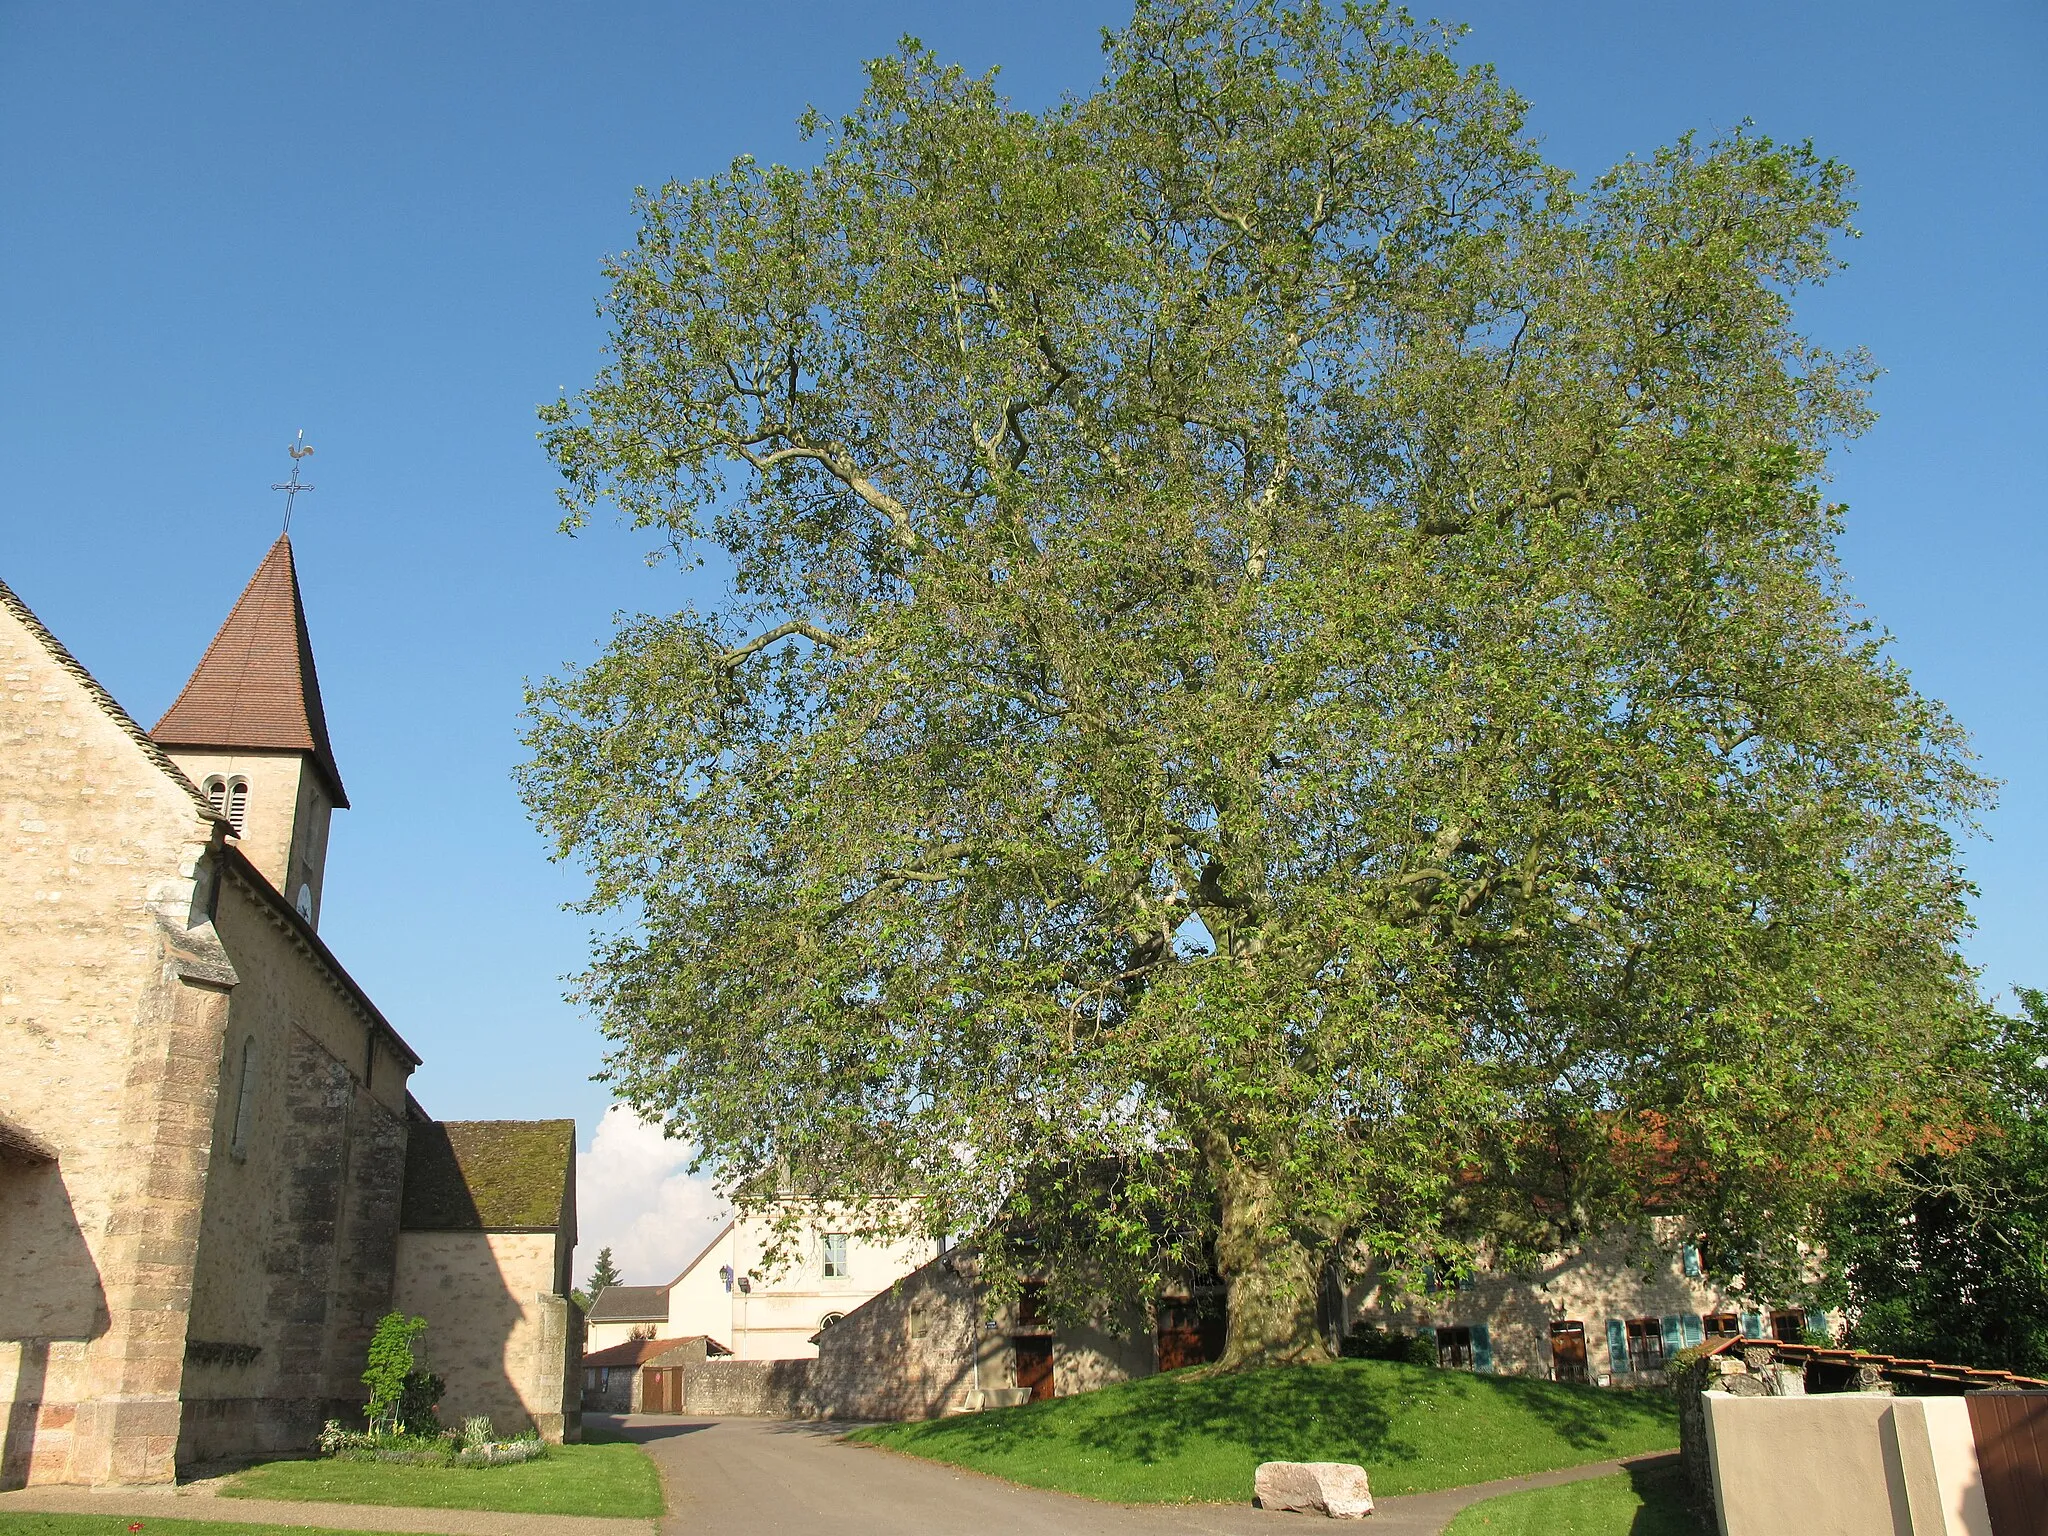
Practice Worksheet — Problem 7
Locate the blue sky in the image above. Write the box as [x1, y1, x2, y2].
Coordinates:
[3, 2, 2041, 1284]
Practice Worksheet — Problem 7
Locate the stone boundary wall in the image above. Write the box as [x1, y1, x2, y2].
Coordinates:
[680, 1359, 814, 1417]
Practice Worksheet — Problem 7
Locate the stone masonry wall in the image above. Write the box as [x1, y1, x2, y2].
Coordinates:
[0, 597, 231, 1487]
[810, 1250, 1157, 1421]
[177, 871, 416, 1466]
[394, 1232, 575, 1441]
[680, 1358, 815, 1417]
[1350, 1220, 1758, 1384]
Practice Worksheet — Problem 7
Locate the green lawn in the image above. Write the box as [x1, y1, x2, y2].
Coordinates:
[221, 1432, 663, 1518]
[850, 1359, 1680, 1505]
[1444, 1462, 1697, 1534]
[0, 1519, 414, 1536]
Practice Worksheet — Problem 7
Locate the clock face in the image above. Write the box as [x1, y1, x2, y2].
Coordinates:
[295, 884, 314, 920]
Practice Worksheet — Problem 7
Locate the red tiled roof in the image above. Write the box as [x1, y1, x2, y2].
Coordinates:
[151, 534, 347, 806]
[583, 1335, 729, 1370]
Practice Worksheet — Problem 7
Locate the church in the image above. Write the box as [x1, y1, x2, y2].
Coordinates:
[1, 533, 581, 1488]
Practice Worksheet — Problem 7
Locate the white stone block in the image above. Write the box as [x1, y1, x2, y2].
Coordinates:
[1254, 1460, 1375, 1518]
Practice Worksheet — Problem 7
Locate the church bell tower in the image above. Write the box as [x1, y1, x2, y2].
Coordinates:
[151, 533, 348, 929]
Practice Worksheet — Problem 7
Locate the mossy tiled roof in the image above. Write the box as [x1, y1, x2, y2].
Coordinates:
[401, 1119, 574, 1232]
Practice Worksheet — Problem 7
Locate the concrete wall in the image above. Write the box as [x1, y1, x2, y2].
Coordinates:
[1, 599, 231, 1487]
[1352, 1221, 1762, 1383]
[394, 1231, 579, 1442]
[1702, 1392, 1992, 1536]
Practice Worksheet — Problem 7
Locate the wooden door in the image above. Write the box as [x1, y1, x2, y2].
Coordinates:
[641, 1366, 667, 1414]
[1969, 1392, 2048, 1535]
[1156, 1302, 1225, 1371]
[1549, 1322, 1588, 1384]
[1013, 1337, 1055, 1402]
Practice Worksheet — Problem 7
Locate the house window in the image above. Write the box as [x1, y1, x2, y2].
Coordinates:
[1771, 1311, 1807, 1343]
[1436, 1326, 1473, 1369]
[1549, 1321, 1588, 1384]
[1625, 1318, 1665, 1374]
[229, 1037, 257, 1156]
[1702, 1314, 1741, 1338]
[1018, 1283, 1049, 1327]
[822, 1233, 849, 1279]
[819, 1311, 844, 1331]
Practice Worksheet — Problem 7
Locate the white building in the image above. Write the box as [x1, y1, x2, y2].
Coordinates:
[583, 1204, 939, 1360]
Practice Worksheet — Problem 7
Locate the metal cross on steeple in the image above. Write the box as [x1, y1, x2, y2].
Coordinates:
[271, 431, 317, 532]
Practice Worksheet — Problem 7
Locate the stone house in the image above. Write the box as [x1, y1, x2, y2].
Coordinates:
[1, 535, 580, 1487]
[579, 1334, 726, 1413]
[584, 1203, 939, 1360]
[1346, 1220, 1828, 1387]
[391, 1119, 580, 1440]
[810, 1247, 1155, 1419]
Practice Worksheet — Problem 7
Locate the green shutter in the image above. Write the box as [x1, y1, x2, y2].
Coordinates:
[1682, 1314, 1704, 1348]
[1606, 1318, 1627, 1372]
[1740, 1312, 1764, 1338]
[1805, 1311, 1828, 1342]
[1682, 1244, 1701, 1278]
[1471, 1323, 1492, 1373]
[1661, 1316, 1682, 1358]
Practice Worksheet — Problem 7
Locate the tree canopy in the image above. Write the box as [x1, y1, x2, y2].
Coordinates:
[524, 0, 1988, 1363]
[1819, 990, 2048, 1375]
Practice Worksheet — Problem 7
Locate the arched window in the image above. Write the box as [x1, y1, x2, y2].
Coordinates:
[202, 777, 249, 835]
[819, 1312, 845, 1332]
[230, 1037, 257, 1156]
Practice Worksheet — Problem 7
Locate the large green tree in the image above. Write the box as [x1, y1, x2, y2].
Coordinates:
[524, 0, 1987, 1365]
[1816, 990, 2048, 1375]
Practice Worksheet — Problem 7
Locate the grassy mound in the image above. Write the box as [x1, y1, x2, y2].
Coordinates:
[1445, 1461, 1695, 1533]
[850, 1359, 1678, 1505]
[222, 1432, 663, 1517]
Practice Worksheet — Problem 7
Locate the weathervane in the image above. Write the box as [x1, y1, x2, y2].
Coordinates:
[272, 431, 316, 532]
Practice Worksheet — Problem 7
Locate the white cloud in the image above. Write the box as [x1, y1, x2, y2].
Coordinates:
[574, 1105, 730, 1289]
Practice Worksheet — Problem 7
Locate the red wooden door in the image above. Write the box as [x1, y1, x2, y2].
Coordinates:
[1969, 1392, 2048, 1536]
[1013, 1337, 1055, 1402]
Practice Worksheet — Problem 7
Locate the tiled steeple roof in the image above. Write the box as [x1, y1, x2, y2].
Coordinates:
[151, 534, 348, 806]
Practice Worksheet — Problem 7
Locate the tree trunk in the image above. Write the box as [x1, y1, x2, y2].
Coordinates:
[1204, 1134, 1334, 1369]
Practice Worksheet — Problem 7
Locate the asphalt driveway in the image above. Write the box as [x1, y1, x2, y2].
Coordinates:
[597, 1413, 1676, 1535]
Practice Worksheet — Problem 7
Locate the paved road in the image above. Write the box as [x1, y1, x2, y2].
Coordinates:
[604, 1413, 1677, 1535]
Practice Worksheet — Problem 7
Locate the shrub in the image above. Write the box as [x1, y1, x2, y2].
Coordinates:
[1341, 1326, 1438, 1367]
[360, 1312, 443, 1436]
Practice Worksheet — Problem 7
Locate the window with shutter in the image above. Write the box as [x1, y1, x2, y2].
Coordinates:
[1471, 1323, 1492, 1373]
[1681, 1315, 1704, 1348]
[1682, 1244, 1702, 1278]
[226, 778, 248, 834]
[1606, 1318, 1628, 1374]
[1740, 1312, 1764, 1338]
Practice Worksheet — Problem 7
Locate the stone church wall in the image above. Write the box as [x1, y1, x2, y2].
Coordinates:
[0, 599, 229, 1487]
[176, 871, 413, 1465]
[393, 1231, 579, 1441]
